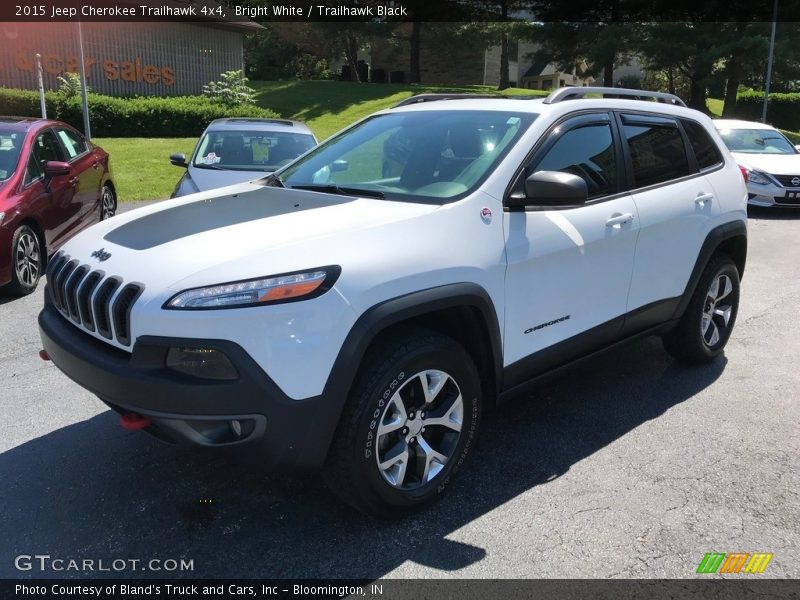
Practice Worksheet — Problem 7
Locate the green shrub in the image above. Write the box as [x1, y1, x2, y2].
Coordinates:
[56, 72, 88, 99]
[734, 91, 800, 132]
[202, 70, 256, 107]
[780, 129, 800, 144]
[0, 87, 279, 137]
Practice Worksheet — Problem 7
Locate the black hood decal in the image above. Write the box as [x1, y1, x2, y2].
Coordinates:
[104, 188, 352, 251]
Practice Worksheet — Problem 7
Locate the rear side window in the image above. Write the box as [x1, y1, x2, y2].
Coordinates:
[623, 122, 690, 188]
[682, 120, 723, 170]
[534, 124, 618, 199]
[56, 128, 88, 159]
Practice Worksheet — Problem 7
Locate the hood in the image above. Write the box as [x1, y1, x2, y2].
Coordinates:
[186, 165, 272, 193]
[59, 182, 438, 294]
[731, 152, 800, 176]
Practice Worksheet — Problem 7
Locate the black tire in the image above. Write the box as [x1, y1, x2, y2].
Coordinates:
[100, 185, 117, 220]
[4, 224, 43, 296]
[662, 252, 740, 364]
[324, 328, 482, 518]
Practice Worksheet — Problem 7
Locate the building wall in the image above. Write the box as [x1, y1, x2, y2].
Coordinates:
[369, 24, 485, 85]
[0, 22, 244, 96]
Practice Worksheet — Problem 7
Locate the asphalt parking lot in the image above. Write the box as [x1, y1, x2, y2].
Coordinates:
[0, 204, 797, 580]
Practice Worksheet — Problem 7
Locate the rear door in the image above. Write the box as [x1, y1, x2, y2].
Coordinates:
[502, 112, 640, 386]
[54, 126, 102, 225]
[619, 113, 722, 334]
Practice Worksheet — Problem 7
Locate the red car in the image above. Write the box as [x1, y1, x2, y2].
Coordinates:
[0, 117, 116, 295]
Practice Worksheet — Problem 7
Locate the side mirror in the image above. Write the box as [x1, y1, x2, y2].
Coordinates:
[513, 171, 588, 207]
[43, 161, 71, 178]
[170, 153, 188, 168]
[330, 159, 349, 173]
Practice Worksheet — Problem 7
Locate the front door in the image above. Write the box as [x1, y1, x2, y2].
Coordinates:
[503, 113, 639, 386]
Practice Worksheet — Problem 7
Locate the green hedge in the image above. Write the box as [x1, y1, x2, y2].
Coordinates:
[780, 129, 800, 144]
[0, 88, 280, 137]
[734, 91, 800, 132]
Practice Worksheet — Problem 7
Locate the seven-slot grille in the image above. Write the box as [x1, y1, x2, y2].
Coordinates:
[46, 251, 143, 347]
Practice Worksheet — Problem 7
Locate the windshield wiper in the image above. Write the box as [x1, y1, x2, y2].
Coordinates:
[290, 184, 385, 199]
[193, 163, 226, 170]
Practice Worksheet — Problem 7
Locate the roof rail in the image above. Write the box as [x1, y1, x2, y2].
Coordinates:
[543, 87, 686, 107]
[393, 93, 499, 108]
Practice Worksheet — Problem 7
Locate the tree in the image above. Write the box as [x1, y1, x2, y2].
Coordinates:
[459, 1, 530, 89]
[526, 0, 630, 88]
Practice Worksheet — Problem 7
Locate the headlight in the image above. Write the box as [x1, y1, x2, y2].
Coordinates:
[164, 266, 340, 310]
[747, 170, 772, 186]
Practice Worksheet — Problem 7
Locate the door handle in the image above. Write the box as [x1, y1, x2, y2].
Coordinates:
[605, 213, 634, 228]
[695, 193, 714, 205]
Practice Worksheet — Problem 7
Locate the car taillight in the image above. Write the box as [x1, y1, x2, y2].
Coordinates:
[740, 166, 749, 183]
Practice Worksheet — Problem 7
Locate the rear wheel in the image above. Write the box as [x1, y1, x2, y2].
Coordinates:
[100, 185, 116, 220]
[662, 253, 740, 364]
[324, 329, 482, 518]
[5, 224, 43, 296]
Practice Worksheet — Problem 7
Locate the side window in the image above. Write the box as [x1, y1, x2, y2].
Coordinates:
[682, 120, 723, 170]
[56, 128, 88, 160]
[24, 153, 43, 185]
[533, 123, 618, 199]
[26, 130, 65, 185]
[623, 121, 690, 188]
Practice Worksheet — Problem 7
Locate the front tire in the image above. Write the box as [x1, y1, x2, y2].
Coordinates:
[324, 329, 482, 518]
[662, 253, 740, 364]
[5, 224, 43, 296]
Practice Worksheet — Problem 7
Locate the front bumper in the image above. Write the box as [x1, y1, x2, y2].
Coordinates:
[38, 301, 341, 470]
[747, 182, 800, 207]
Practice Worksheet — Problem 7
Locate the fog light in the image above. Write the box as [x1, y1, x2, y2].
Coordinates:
[166, 347, 238, 380]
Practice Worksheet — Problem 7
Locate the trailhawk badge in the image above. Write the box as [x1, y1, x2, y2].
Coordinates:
[480, 207, 493, 223]
[91, 248, 112, 262]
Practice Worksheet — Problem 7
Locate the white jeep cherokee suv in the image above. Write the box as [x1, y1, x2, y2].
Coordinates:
[39, 88, 748, 517]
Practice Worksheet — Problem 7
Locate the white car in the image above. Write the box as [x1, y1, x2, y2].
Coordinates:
[714, 118, 800, 208]
[39, 88, 748, 517]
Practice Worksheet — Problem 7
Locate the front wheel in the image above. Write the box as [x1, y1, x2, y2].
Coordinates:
[662, 253, 740, 364]
[324, 329, 482, 518]
[4, 224, 43, 296]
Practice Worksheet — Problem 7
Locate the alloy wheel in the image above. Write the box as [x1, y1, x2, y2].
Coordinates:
[701, 273, 734, 347]
[101, 187, 116, 219]
[375, 369, 464, 489]
[14, 230, 40, 288]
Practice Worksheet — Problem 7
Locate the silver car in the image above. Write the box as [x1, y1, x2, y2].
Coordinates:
[170, 118, 317, 197]
[713, 119, 800, 208]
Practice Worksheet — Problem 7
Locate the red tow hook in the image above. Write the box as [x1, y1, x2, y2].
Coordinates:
[39, 350, 50, 361]
[120, 412, 151, 431]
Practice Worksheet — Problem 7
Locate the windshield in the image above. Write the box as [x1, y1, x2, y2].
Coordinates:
[277, 110, 536, 202]
[717, 128, 797, 154]
[0, 129, 23, 181]
[193, 130, 316, 171]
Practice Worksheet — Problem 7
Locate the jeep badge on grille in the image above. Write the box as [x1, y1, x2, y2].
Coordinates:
[90, 248, 111, 262]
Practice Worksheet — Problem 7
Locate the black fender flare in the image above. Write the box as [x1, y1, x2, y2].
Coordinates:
[316, 282, 503, 452]
[672, 220, 747, 320]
